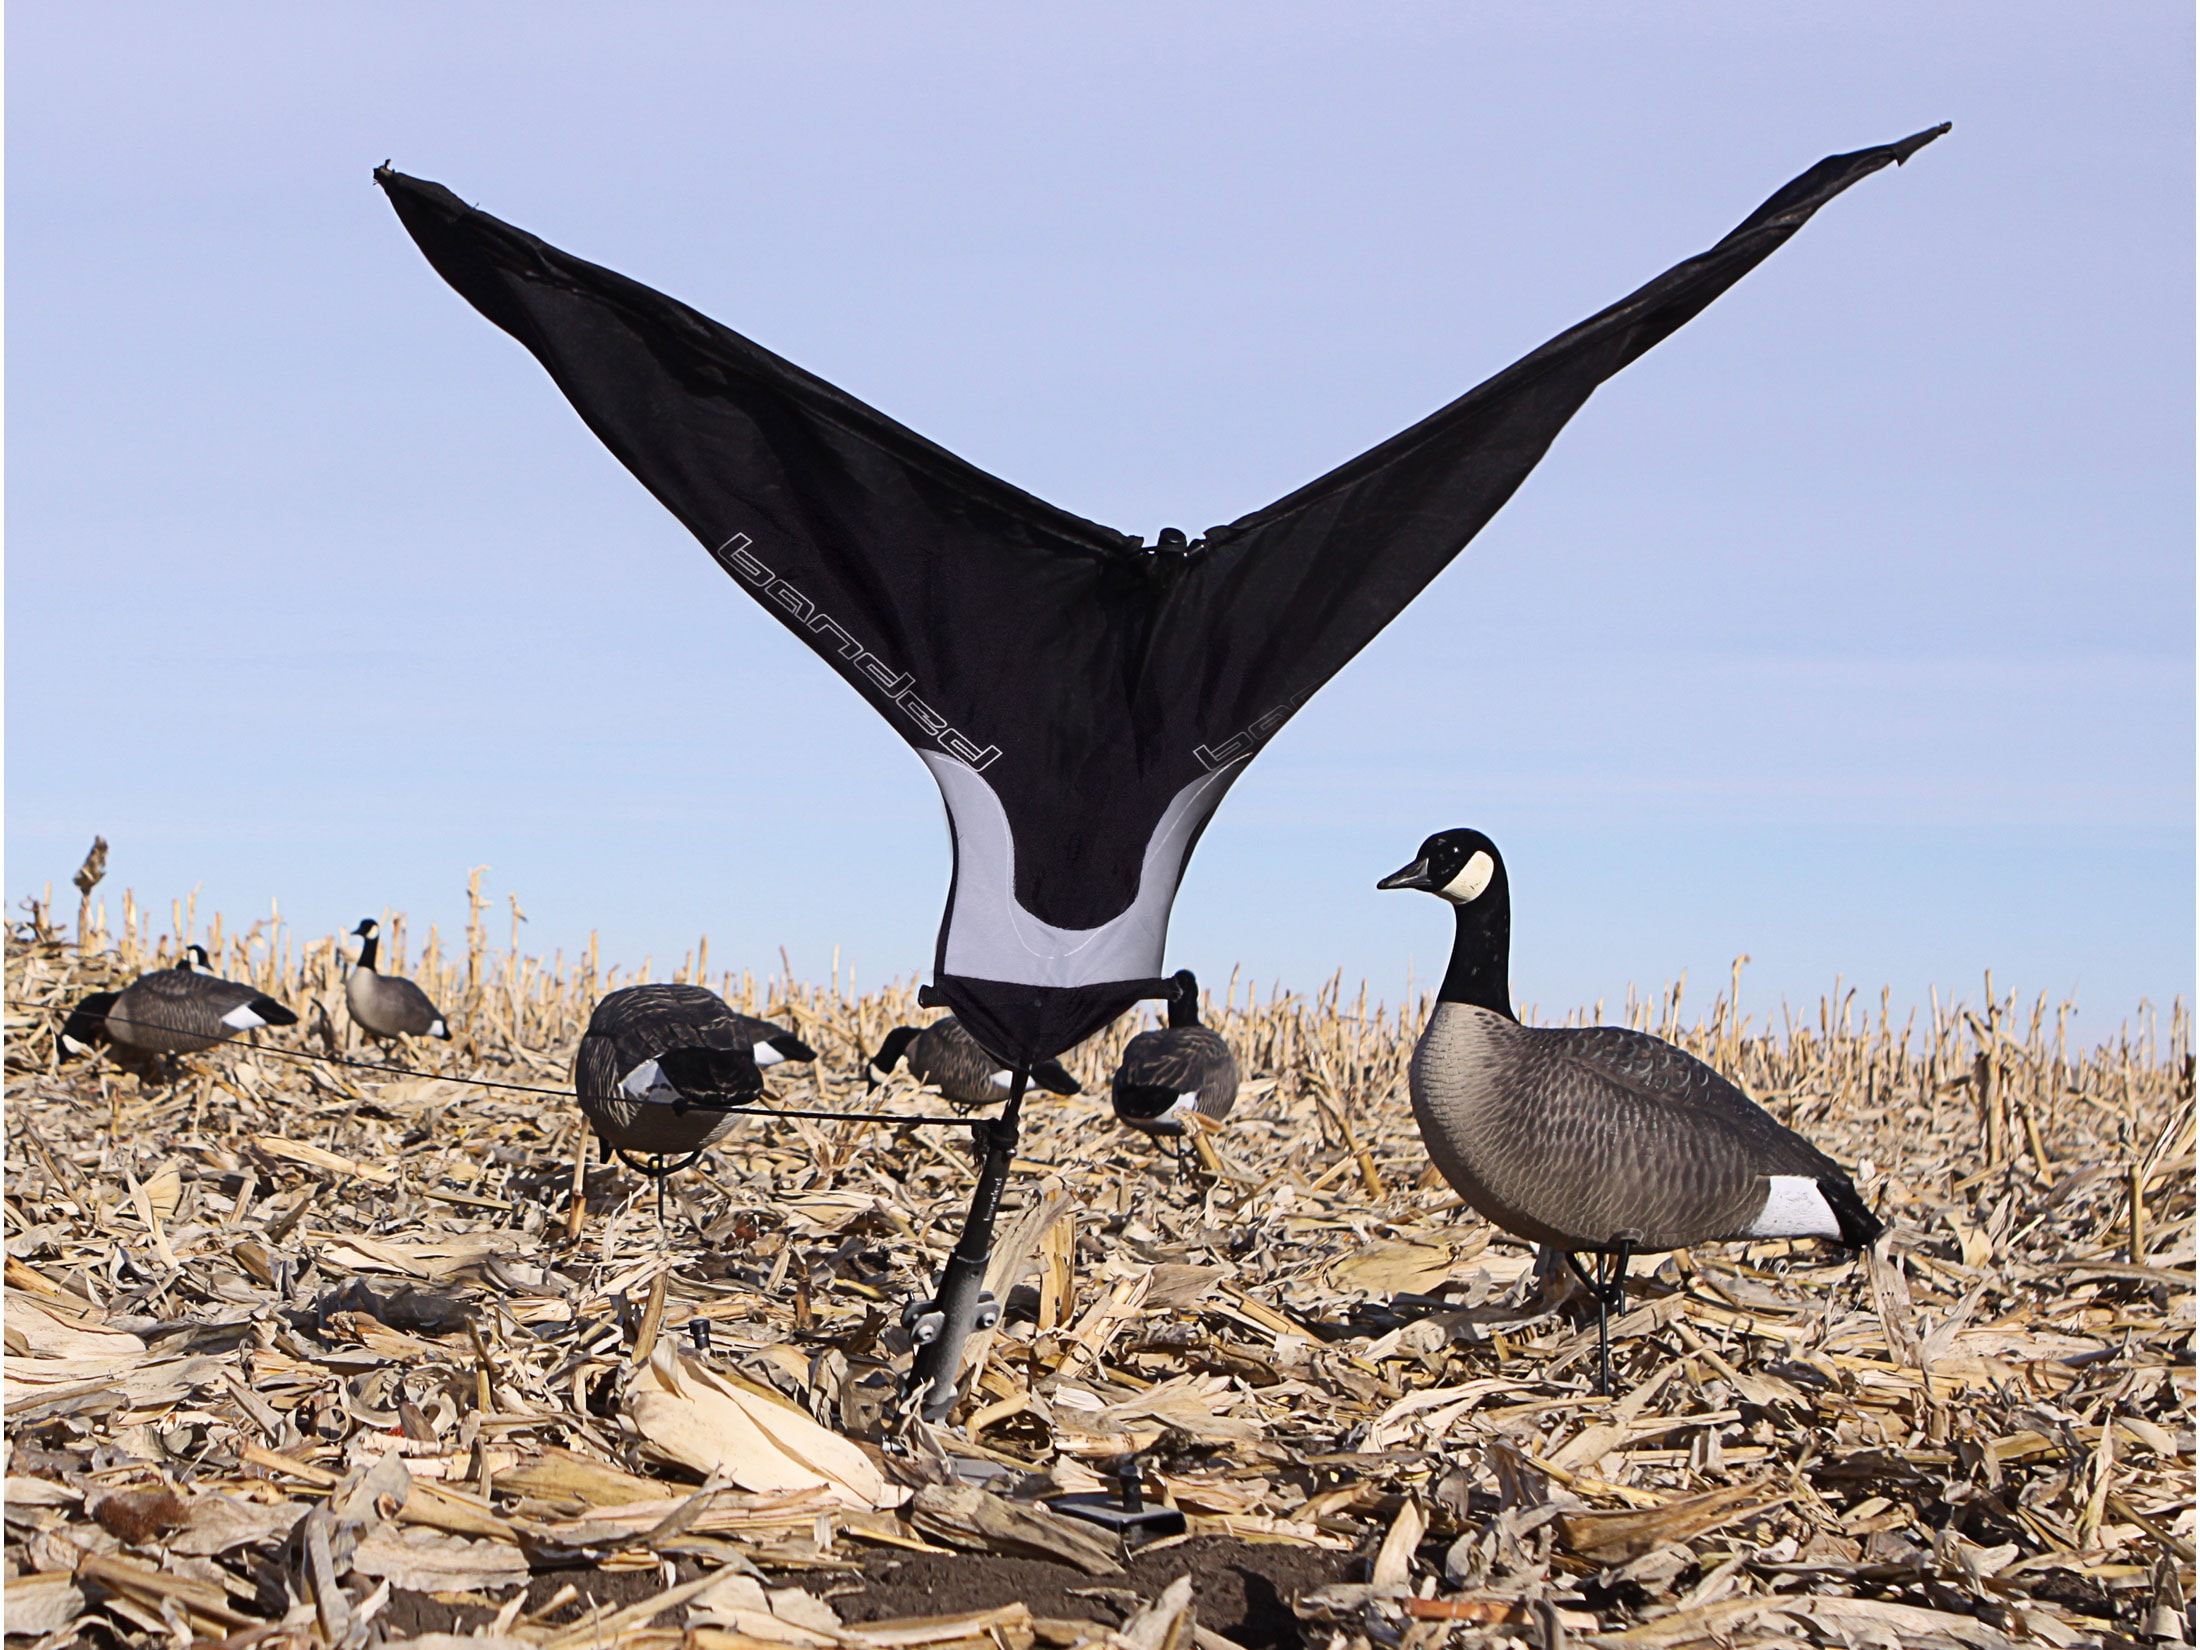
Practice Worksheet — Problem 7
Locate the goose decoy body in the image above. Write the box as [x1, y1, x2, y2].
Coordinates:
[1111, 969, 1238, 1139]
[574, 984, 768, 1163]
[102, 946, 300, 1055]
[346, 920, 453, 1040]
[866, 1015, 1081, 1108]
[1380, 828, 1882, 1390]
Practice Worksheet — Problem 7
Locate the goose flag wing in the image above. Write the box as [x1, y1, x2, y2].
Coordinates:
[378, 125, 1942, 1064]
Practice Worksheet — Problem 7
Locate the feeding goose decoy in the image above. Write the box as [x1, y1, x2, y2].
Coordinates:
[574, 984, 769, 1171]
[866, 1016, 1081, 1109]
[1111, 969, 1237, 1146]
[100, 946, 300, 1056]
[346, 919, 453, 1041]
[1379, 828, 1884, 1392]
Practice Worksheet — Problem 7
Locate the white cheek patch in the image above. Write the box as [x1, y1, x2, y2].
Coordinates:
[752, 1044, 786, 1068]
[1746, 1175, 1842, 1238]
[220, 1003, 268, 1030]
[1440, 850, 1496, 903]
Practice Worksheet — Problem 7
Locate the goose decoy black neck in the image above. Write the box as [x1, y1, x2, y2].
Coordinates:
[351, 918, 381, 971]
[177, 944, 211, 973]
[866, 1025, 922, 1088]
[1378, 828, 1514, 1020]
[1164, 968, 1202, 1029]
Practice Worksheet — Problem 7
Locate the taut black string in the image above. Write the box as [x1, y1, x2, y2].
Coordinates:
[38, 1006, 982, 1129]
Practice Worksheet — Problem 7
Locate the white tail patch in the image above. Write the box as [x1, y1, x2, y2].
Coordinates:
[220, 1003, 268, 1030]
[1117, 1091, 1197, 1132]
[428, 1019, 448, 1037]
[1747, 1175, 1841, 1238]
[752, 1043, 786, 1067]
[619, 1059, 675, 1101]
[989, 1070, 1013, 1090]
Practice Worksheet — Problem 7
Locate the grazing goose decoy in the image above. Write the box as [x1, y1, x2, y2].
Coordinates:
[574, 984, 767, 1168]
[865, 1015, 1081, 1108]
[1380, 828, 1883, 1392]
[1111, 969, 1238, 1144]
[346, 919, 453, 1041]
[103, 946, 300, 1055]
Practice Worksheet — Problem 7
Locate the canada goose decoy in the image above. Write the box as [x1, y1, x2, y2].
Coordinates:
[346, 919, 452, 1041]
[101, 946, 300, 1055]
[866, 1016, 1081, 1108]
[1111, 970, 1238, 1148]
[1379, 828, 1883, 1393]
[574, 984, 768, 1171]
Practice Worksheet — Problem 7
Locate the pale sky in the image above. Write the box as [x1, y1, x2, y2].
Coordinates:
[8, 4, 2192, 1037]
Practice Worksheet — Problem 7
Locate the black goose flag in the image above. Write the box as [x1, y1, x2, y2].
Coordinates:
[379, 125, 1943, 1064]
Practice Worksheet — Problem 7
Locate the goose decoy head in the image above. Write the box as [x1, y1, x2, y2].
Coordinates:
[178, 944, 212, 971]
[351, 919, 379, 939]
[1378, 828, 1503, 904]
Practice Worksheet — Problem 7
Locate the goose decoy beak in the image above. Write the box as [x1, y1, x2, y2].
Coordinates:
[1377, 857, 1435, 892]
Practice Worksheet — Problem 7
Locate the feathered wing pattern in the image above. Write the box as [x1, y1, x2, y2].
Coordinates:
[379, 125, 1942, 1062]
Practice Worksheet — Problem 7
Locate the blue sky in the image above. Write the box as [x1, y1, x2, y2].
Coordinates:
[8, 5, 2191, 1037]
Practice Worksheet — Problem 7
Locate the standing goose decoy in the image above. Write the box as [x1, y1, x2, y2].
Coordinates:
[346, 919, 453, 1041]
[574, 984, 768, 1170]
[1380, 828, 1883, 1392]
[866, 1015, 1081, 1109]
[103, 946, 300, 1055]
[1111, 969, 1238, 1144]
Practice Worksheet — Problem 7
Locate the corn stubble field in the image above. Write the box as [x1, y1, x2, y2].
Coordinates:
[3, 887, 2193, 1650]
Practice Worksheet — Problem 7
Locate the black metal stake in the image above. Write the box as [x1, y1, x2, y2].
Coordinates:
[903, 1064, 1029, 1421]
[1565, 1239, 1634, 1396]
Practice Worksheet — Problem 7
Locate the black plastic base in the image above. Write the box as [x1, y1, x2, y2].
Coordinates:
[1045, 1493, 1187, 1543]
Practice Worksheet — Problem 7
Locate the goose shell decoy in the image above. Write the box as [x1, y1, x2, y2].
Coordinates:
[866, 1015, 1080, 1107]
[1380, 828, 1882, 1387]
[346, 920, 452, 1040]
[1111, 969, 1238, 1138]
[103, 946, 300, 1055]
[574, 984, 768, 1159]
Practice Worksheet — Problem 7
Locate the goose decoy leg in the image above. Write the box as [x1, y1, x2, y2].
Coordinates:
[903, 1065, 1028, 1422]
[1564, 1239, 1635, 1396]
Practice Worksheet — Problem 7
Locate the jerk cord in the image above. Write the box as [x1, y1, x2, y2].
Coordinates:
[45, 1006, 982, 1129]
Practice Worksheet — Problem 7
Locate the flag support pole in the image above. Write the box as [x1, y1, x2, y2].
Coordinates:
[903, 1063, 1030, 1422]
